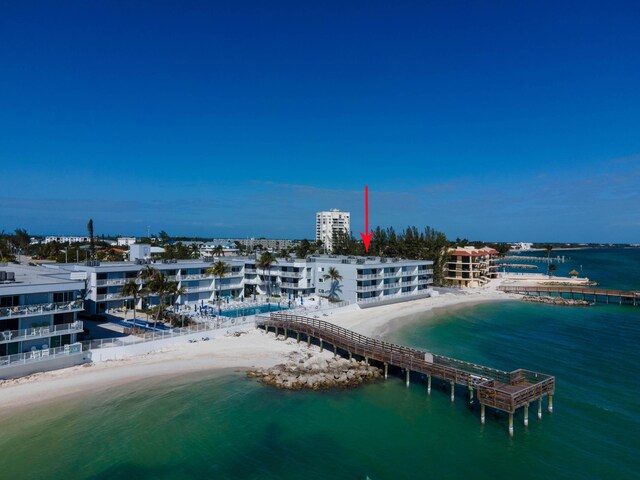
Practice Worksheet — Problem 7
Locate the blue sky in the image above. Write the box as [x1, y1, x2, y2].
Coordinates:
[1, 1, 639, 242]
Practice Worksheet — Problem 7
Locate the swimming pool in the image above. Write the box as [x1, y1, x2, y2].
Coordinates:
[219, 304, 289, 317]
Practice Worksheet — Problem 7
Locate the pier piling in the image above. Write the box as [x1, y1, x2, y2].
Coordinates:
[406, 369, 410, 387]
[524, 405, 529, 426]
[548, 394, 554, 413]
[538, 398, 542, 419]
[319, 339, 323, 352]
[509, 413, 514, 437]
[384, 363, 388, 380]
[450, 382, 455, 402]
[427, 375, 432, 395]
[481, 404, 486, 424]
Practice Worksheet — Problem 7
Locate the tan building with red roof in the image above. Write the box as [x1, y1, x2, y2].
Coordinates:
[446, 246, 499, 288]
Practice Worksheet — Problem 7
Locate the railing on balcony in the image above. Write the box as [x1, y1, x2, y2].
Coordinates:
[356, 273, 381, 280]
[280, 282, 299, 288]
[1, 321, 84, 344]
[96, 278, 131, 286]
[0, 300, 84, 320]
[0, 342, 83, 369]
[384, 271, 400, 277]
[95, 293, 132, 301]
[278, 271, 304, 278]
[183, 286, 214, 294]
[356, 285, 380, 292]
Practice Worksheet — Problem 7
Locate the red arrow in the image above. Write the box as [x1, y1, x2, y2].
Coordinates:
[359, 185, 373, 253]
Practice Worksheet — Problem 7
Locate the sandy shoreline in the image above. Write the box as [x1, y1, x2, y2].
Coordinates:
[1, 286, 518, 410]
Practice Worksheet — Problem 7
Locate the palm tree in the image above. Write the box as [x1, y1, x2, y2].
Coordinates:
[545, 244, 553, 275]
[137, 265, 157, 321]
[87, 219, 95, 260]
[207, 260, 229, 314]
[256, 252, 277, 303]
[166, 281, 187, 327]
[548, 264, 557, 278]
[213, 245, 225, 257]
[146, 272, 174, 325]
[122, 280, 140, 325]
[323, 266, 343, 300]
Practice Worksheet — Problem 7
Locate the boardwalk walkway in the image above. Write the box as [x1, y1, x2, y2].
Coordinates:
[257, 312, 555, 436]
[498, 285, 639, 306]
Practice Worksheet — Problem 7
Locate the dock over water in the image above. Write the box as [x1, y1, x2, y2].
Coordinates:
[256, 313, 555, 436]
[499, 285, 640, 306]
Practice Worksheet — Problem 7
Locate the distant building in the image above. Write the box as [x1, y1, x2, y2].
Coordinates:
[117, 237, 137, 247]
[44, 236, 90, 244]
[446, 246, 499, 288]
[510, 242, 533, 251]
[315, 209, 350, 253]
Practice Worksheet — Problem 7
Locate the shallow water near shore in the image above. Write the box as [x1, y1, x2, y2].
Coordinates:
[1, 249, 639, 479]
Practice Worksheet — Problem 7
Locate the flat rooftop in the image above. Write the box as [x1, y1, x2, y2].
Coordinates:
[0, 264, 84, 291]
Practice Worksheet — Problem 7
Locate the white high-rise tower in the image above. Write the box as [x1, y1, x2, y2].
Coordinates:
[315, 209, 351, 253]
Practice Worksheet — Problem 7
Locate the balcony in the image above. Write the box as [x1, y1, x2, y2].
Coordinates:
[0, 342, 83, 370]
[0, 300, 84, 320]
[356, 285, 380, 292]
[384, 271, 400, 277]
[356, 273, 381, 280]
[96, 278, 131, 287]
[278, 271, 304, 278]
[95, 293, 132, 301]
[183, 286, 214, 294]
[1, 321, 84, 345]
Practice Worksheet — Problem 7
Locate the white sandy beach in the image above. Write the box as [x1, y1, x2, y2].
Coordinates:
[1, 284, 520, 410]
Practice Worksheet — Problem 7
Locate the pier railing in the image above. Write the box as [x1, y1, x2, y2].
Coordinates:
[257, 313, 555, 414]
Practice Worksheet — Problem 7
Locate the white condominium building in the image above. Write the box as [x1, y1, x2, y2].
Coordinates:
[315, 209, 350, 253]
[0, 264, 85, 379]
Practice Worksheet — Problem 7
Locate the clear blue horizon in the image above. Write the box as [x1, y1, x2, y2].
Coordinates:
[1, 1, 639, 243]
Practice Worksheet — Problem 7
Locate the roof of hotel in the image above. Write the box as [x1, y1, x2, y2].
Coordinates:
[449, 247, 499, 257]
[0, 264, 85, 292]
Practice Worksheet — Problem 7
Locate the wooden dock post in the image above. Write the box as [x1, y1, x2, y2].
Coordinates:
[427, 375, 432, 395]
[406, 369, 410, 387]
[538, 398, 542, 419]
[307, 335, 311, 347]
[284, 328, 288, 340]
[333, 345, 337, 358]
[274, 326, 278, 338]
[481, 404, 486, 424]
[450, 382, 455, 402]
[468, 385, 474, 404]
[524, 404, 529, 426]
[319, 339, 323, 352]
[384, 363, 388, 379]
[296, 332, 300, 344]
[365, 356, 369, 367]
[548, 394, 554, 413]
[348, 351, 352, 360]
[509, 413, 514, 437]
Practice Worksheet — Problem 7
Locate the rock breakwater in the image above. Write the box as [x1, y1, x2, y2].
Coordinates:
[523, 295, 591, 306]
[247, 351, 382, 390]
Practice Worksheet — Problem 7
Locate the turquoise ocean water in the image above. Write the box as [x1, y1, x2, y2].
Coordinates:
[1, 248, 638, 479]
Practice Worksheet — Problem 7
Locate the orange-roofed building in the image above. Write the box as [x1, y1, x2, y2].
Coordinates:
[446, 246, 499, 288]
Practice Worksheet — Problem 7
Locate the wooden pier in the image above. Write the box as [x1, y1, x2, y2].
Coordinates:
[503, 255, 566, 264]
[498, 285, 640, 306]
[257, 313, 555, 436]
